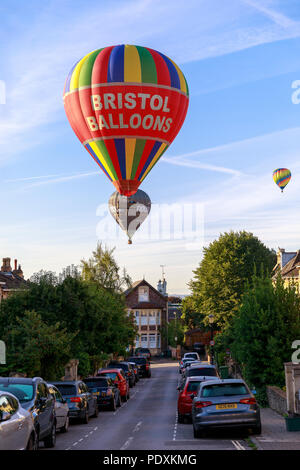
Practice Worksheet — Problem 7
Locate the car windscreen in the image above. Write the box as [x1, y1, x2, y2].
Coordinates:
[188, 368, 217, 377]
[99, 372, 117, 380]
[0, 383, 34, 403]
[54, 384, 77, 396]
[202, 383, 248, 397]
[128, 357, 146, 365]
[187, 381, 201, 392]
[84, 379, 108, 388]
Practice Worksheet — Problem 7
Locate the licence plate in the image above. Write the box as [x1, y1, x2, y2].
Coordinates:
[216, 403, 237, 410]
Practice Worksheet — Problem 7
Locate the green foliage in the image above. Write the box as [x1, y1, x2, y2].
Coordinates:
[181, 295, 206, 330]
[161, 319, 185, 347]
[0, 245, 137, 379]
[81, 243, 132, 292]
[0, 310, 74, 380]
[229, 273, 300, 390]
[189, 231, 276, 327]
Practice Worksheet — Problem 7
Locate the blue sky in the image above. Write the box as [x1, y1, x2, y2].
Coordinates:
[0, 0, 300, 293]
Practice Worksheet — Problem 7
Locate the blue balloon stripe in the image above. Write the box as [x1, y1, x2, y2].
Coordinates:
[107, 45, 125, 83]
[138, 141, 162, 180]
[158, 52, 180, 90]
[114, 139, 127, 179]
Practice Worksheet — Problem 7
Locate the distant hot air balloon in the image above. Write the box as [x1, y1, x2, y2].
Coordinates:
[108, 190, 151, 244]
[63, 45, 189, 196]
[273, 168, 291, 192]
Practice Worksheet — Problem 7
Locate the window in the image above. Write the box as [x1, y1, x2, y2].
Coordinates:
[149, 334, 156, 345]
[188, 368, 217, 377]
[138, 286, 149, 302]
[157, 334, 161, 348]
[135, 311, 139, 317]
[202, 383, 248, 398]
[0, 383, 34, 403]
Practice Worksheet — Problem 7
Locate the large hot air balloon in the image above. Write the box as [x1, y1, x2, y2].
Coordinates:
[273, 168, 291, 192]
[109, 190, 151, 244]
[63, 45, 189, 196]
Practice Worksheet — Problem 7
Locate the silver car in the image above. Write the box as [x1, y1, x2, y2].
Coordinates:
[192, 379, 261, 438]
[47, 384, 69, 433]
[0, 390, 36, 450]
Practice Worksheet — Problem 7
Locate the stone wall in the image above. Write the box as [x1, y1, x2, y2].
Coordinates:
[267, 385, 287, 415]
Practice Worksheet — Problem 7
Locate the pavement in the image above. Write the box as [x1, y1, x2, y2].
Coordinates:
[252, 407, 300, 450]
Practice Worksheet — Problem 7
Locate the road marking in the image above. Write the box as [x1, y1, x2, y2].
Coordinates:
[232, 440, 245, 450]
[173, 412, 178, 441]
[133, 421, 142, 433]
[120, 436, 134, 450]
[72, 442, 78, 447]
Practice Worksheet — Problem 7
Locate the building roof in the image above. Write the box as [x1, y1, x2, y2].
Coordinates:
[277, 250, 300, 278]
[124, 278, 167, 301]
[0, 271, 29, 290]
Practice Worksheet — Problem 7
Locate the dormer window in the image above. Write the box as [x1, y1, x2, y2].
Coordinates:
[138, 286, 149, 302]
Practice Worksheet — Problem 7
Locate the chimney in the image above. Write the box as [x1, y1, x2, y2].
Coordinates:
[1, 258, 12, 272]
[14, 259, 17, 270]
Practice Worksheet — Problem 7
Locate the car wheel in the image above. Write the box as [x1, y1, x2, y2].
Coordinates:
[26, 433, 35, 450]
[252, 423, 262, 435]
[61, 415, 69, 433]
[93, 404, 99, 418]
[147, 373, 151, 378]
[122, 393, 127, 402]
[193, 425, 203, 439]
[82, 409, 89, 424]
[110, 398, 117, 411]
[127, 390, 130, 400]
[44, 423, 56, 448]
[178, 413, 185, 424]
[117, 395, 121, 407]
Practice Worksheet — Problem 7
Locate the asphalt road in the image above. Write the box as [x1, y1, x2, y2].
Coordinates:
[44, 361, 252, 451]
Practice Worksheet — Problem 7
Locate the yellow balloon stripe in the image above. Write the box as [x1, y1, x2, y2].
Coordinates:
[69, 51, 95, 92]
[125, 138, 136, 179]
[124, 45, 142, 83]
[170, 58, 187, 94]
[140, 143, 167, 182]
[89, 141, 116, 181]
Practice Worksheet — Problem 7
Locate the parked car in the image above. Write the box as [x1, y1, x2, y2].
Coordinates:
[97, 369, 130, 402]
[108, 361, 136, 388]
[128, 362, 139, 383]
[127, 356, 151, 378]
[47, 384, 69, 433]
[135, 348, 151, 359]
[0, 390, 36, 450]
[52, 381, 98, 424]
[83, 376, 121, 411]
[183, 352, 200, 361]
[177, 376, 219, 423]
[179, 358, 198, 374]
[192, 379, 261, 438]
[0, 377, 56, 448]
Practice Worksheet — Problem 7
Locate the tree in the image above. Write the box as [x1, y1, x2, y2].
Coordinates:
[81, 243, 132, 292]
[189, 231, 276, 327]
[181, 295, 205, 330]
[0, 310, 75, 380]
[229, 273, 300, 392]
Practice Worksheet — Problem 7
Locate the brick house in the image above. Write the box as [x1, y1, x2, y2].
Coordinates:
[272, 248, 300, 291]
[125, 279, 168, 355]
[0, 257, 28, 302]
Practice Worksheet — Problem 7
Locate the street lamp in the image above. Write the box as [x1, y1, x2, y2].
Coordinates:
[208, 314, 214, 365]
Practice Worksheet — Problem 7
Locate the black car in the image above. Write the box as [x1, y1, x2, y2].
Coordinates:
[83, 376, 121, 411]
[52, 381, 98, 424]
[127, 356, 151, 378]
[107, 361, 136, 388]
[0, 376, 56, 448]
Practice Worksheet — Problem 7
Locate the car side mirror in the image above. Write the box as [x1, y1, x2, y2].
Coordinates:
[0, 411, 11, 422]
[62, 398, 67, 404]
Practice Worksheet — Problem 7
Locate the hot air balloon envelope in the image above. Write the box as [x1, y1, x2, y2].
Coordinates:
[273, 168, 291, 192]
[63, 45, 189, 196]
[108, 189, 151, 243]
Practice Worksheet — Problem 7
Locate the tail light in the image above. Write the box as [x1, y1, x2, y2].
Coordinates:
[240, 397, 257, 405]
[195, 401, 212, 409]
[146, 363, 149, 370]
[70, 397, 81, 403]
